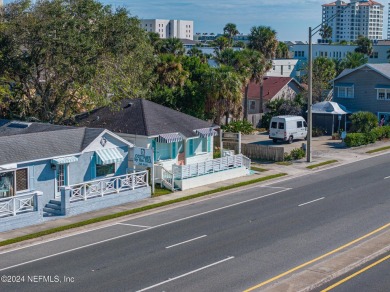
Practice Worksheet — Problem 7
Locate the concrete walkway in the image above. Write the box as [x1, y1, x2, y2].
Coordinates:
[1, 135, 390, 291]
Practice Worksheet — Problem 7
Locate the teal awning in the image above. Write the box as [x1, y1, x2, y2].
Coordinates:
[335, 83, 354, 87]
[95, 148, 124, 165]
[51, 156, 78, 165]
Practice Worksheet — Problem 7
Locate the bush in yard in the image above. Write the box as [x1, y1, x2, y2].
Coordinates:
[345, 133, 366, 147]
[222, 120, 254, 135]
[350, 111, 378, 133]
[284, 148, 305, 161]
[364, 131, 377, 144]
[290, 148, 305, 160]
[382, 125, 390, 138]
[369, 127, 385, 141]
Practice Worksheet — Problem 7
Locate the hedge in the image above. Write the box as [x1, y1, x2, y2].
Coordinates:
[345, 126, 390, 147]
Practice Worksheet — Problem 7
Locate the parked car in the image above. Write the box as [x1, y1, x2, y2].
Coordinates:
[269, 115, 307, 144]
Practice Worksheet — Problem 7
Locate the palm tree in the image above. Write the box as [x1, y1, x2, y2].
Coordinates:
[355, 35, 373, 57]
[276, 42, 289, 59]
[341, 52, 367, 69]
[212, 35, 230, 52]
[248, 26, 278, 60]
[202, 67, 243, 125]
[155, 54, 189, 88]
[234, 49, 269, 119]
[319, 24, 332, 43]
[160, 38, 185, 56]
[223, 23, 239, 46]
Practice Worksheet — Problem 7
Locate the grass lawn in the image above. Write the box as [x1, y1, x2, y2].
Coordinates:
[366, 146, 390, 154]
[306, 160, 338, 169]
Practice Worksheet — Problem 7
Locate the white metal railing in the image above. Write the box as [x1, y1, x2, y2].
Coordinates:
[0, 192, 35, 217]
[173, 154, 251, 180]
[68, 171, 148, 202]
[161, 167, 175, 191]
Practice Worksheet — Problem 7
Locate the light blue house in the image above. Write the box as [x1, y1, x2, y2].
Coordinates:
[72, 99, 251, 191]
[0, 120, 150, 232]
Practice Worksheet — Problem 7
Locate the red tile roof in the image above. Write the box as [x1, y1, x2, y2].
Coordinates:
[245, 77, 299, 101]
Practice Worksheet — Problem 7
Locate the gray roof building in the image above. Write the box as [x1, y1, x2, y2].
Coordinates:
[71, 98, 218, 138]
[0, 120, 105, 165]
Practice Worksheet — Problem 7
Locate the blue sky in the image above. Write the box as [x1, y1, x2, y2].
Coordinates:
[4, 0, 389, 41]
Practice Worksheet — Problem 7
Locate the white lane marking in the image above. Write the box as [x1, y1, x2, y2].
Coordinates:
[136, 256, 234, 292]
[0, 186, 289, 255]
[298, 197, 325, 207]
[384, 176, 390, 179]
[165, 235, 207, 249]
[0, 188, 290, 270]
[116, 223, 151, 228]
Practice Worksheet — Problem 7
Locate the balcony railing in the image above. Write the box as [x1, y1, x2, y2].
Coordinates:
[0, 192, 36, 217]
[68, 171, 148, 202]
[173, 154, 250, 180]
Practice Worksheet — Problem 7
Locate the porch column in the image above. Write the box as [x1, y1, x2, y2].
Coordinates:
[183, 139, 188, 165]
[61, 187, 71, 215]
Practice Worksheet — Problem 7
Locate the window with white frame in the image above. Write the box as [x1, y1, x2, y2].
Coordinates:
[336, 86, 354, 98]
[376, 88, 390, 100]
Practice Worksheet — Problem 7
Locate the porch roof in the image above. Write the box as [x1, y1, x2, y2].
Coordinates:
[157, 133, 183, 143]
[194, 128, 218, 138]
[96, 148, 124, 165]
[51, 156, 78, 165]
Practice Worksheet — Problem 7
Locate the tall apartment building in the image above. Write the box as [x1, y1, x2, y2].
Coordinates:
[322, 0, 384, 42]
[140, 19, 194, 40]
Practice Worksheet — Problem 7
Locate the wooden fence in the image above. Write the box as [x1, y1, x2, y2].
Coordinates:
[222, 142, 285, 162]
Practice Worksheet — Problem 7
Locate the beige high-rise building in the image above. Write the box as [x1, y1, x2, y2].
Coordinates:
[140, 19, 194, 40]
[322, 0, 384, 42]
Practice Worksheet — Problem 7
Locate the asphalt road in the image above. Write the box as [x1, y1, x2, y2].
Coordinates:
[315, 251, 390, 292]
[0, 154, 390, 292]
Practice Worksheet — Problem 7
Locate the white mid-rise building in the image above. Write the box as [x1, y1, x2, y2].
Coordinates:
[322, 0, 384, 43]
[140, 19, 193, 40]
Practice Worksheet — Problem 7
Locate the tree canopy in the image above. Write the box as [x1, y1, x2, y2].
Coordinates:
[0, 0, 155, 122]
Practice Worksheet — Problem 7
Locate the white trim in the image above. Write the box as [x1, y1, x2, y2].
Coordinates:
[55, 164, 69, 198]
[376, 88, 390, 101]
[95, 162, 117, 179]
[82, 130, 134, 153]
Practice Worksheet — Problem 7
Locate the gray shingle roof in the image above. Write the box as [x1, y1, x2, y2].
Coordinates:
[0, 122, 105, 165]
[72, 99, 217, 138]
[0, 119, 72, 137]
[334, 63, 390, 81]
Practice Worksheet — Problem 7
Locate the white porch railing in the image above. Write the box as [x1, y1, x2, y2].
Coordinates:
[0, 192, 35, 217]
[173, 154, 251, 180]
[68, 171, 148, 202]
[161, 167, 175, 191]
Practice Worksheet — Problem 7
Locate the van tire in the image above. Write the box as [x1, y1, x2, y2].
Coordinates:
[272, 139, 277, 143]
[288, 136, 293, 144]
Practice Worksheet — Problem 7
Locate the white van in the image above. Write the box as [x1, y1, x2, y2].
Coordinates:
[269, 115, 307, 144]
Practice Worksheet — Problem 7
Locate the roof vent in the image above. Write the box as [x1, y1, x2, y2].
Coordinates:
[8, 121, 32, 129]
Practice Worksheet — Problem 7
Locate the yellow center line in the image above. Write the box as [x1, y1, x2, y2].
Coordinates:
[321, 254, 390, 292]
[243, 222, 390, 292]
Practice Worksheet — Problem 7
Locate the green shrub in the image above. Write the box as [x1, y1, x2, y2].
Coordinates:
[284, 148, 305, 161]
[382, 126, 390, 138]
[290, 148, 306, 160]
[345, 133, 366, 147]
[364, 131, 377, 144]
[284, 152, 292, 161]
[369, 127, 385, 140]
[350, 111, 378, 133]
[222, 120, 254, 135]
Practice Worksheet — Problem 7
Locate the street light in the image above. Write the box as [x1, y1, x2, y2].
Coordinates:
[307, 5, 349, 162]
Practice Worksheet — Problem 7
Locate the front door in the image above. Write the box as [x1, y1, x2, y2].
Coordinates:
[55, 164, 67, 198]
[177, 141, 185, 165]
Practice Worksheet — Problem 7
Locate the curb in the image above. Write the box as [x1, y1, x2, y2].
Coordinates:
[262, 229, 390, 292]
